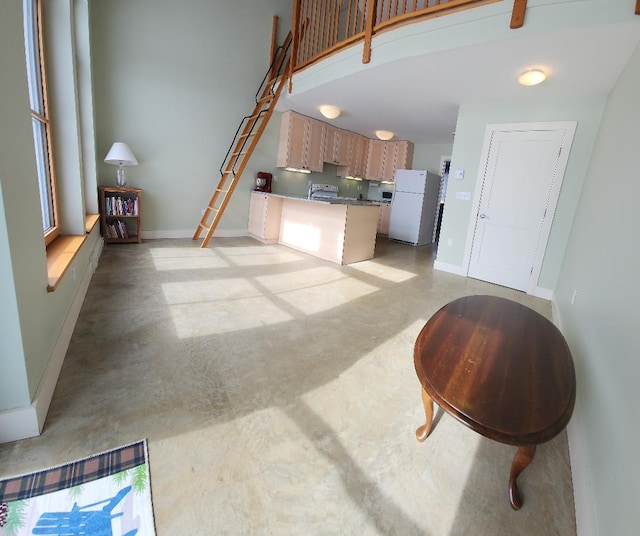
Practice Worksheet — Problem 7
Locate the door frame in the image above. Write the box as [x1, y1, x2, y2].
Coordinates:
[462, 121, 577, 296]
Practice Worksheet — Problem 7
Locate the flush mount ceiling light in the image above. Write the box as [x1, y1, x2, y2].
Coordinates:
[375, 130, 394, 141]
[518, 69, 546, 87]
[319, 105, 341, 119]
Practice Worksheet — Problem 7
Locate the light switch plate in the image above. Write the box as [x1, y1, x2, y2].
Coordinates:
[454, 169, 464, 180]
[455, 191, 471, 201]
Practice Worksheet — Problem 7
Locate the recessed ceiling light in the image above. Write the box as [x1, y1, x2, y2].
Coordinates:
[518, 69, 546, 86]
[319, 105, 341, 119]
[375, 130, 394, 141]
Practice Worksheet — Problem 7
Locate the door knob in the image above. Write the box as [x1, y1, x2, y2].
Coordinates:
[479, 213, 489, 219]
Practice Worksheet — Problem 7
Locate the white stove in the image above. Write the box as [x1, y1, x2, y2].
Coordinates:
[308, 183, 338, 200]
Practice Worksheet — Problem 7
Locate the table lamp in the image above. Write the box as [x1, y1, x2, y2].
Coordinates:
[104, 142, 138, 187]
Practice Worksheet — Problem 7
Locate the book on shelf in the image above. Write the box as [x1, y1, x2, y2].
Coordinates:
[105, 195, 139, 216]
[105, 219, 131, 239]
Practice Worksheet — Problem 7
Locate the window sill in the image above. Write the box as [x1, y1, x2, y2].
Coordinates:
[85, 213, 100, 233]
[46, 215, 100, 292]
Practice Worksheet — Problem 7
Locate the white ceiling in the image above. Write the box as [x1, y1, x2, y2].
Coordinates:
[278, 21, 640, 144]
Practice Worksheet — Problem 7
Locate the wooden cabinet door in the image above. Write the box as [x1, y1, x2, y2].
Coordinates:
[306, 118, 326, 172]
[351, 134, 369, 178]
[277, 111, 306, 170]
[378, 203, 391, 234]
[334, 130, 351, 166]
[324, 126, 351, 166]
[381, 143, 396, 181]
[380, 140, 415, 181]
[248, 193, 268, 237]
[366, 140, 387, 180]
[394, 140, 414, 172]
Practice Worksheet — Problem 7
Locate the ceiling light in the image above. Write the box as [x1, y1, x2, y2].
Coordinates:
[319, 105, 341, 119]
[518, 69, 546, 87]
[375, 130, 394, 141]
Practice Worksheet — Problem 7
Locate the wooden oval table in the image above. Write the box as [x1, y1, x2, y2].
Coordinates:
[414, 295, 576, 509]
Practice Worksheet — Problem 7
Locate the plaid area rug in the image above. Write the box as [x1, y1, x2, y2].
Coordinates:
[0, 439, 155, 535]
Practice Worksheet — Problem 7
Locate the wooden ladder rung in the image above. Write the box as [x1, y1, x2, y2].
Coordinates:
[195, 30, 291, 249]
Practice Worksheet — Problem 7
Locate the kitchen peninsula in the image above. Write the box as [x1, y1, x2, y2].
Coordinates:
[248, 191, 380, 265]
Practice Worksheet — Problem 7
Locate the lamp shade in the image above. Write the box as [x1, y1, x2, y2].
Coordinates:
[375, 130, 394, 141]
[104, 142, 138, 166]
[319, 105, 341, 119]
[518, 69, 546, 87]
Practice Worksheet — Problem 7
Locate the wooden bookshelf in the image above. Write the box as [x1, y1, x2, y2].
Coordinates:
[99, 186, 142, 244]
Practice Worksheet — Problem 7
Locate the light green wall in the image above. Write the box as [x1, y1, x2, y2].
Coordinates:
[412, 143, 452, 175]
[555, 41, 640, 535]
[0, 183, 30, 409]
[0, 1, 101, 415]
[436, 95, 607, 291]
[90, 0, 292, 235]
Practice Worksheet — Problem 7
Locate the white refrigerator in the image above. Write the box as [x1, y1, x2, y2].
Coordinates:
[388, 169, 440, 246]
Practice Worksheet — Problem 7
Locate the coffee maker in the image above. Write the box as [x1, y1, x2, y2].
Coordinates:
[255, 171, 272, 193]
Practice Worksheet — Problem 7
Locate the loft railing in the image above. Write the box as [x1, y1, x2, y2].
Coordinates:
[290, 0, 527, 71]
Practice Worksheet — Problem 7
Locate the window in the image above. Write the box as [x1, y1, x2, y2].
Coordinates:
[23, 0, 59, 245]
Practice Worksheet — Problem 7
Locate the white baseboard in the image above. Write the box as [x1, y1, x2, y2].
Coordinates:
[433, 260, 466, 276]
[0, 405, 40, 443]
[141, 229, 249, 240]
[0, 245, 97, 444]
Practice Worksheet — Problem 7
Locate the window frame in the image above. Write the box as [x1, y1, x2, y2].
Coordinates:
[24, 0, 60, 245]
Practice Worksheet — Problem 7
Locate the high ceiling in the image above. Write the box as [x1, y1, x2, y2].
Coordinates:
[278, 20, 640, 144]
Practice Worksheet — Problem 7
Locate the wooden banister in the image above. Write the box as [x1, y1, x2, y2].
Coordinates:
[510, 0, 527, 29]
[290, 0, 518, 75]
[363, 0, 378, 64]
[636, 0, 639, 15]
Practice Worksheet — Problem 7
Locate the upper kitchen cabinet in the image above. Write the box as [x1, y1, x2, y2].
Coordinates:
[324, 125, 352, 166]
[337, 133, 368, 178]
[277, 111, 326, 173]
[366, 140, 414, 181]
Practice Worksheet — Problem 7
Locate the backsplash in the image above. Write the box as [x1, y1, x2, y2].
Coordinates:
[271, 164, 394, 200]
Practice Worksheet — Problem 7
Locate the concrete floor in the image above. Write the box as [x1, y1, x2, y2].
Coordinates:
[0, 237, 576, 535]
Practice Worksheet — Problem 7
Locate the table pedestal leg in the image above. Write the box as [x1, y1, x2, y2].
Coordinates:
[509, 445, 536, 510]
[415, 388, 434, 442]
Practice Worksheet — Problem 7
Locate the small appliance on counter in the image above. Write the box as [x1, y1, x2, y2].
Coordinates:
[382, 191, 393, 200]
[255, 171, 272, 193]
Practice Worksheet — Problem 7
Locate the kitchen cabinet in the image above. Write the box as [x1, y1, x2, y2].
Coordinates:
[324, 125, 351, 166]
[366, 140, 414, 181]
[377, 202, 391, 235]
[393, 140, 414, 175]
[277, 111, 326, 173]
[248, 192, 283, 243]
[337, 133, 368, 178]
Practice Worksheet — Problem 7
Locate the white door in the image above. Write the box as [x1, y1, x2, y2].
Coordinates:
[467, 122, 576, 293]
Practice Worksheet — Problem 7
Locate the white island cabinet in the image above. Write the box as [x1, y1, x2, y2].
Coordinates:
[279, 198, 379, 265]
[248, 193, 379, 265]
[248, 192, 283, 243]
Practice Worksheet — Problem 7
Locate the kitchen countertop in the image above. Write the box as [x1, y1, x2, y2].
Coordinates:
[258, 192, 389, 206]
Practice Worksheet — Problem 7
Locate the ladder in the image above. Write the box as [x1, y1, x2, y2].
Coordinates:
[193, 32, 292, 248]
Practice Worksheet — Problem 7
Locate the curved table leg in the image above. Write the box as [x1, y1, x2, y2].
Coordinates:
[415, 387, 434, 442]
[509, 445, 536, 510]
